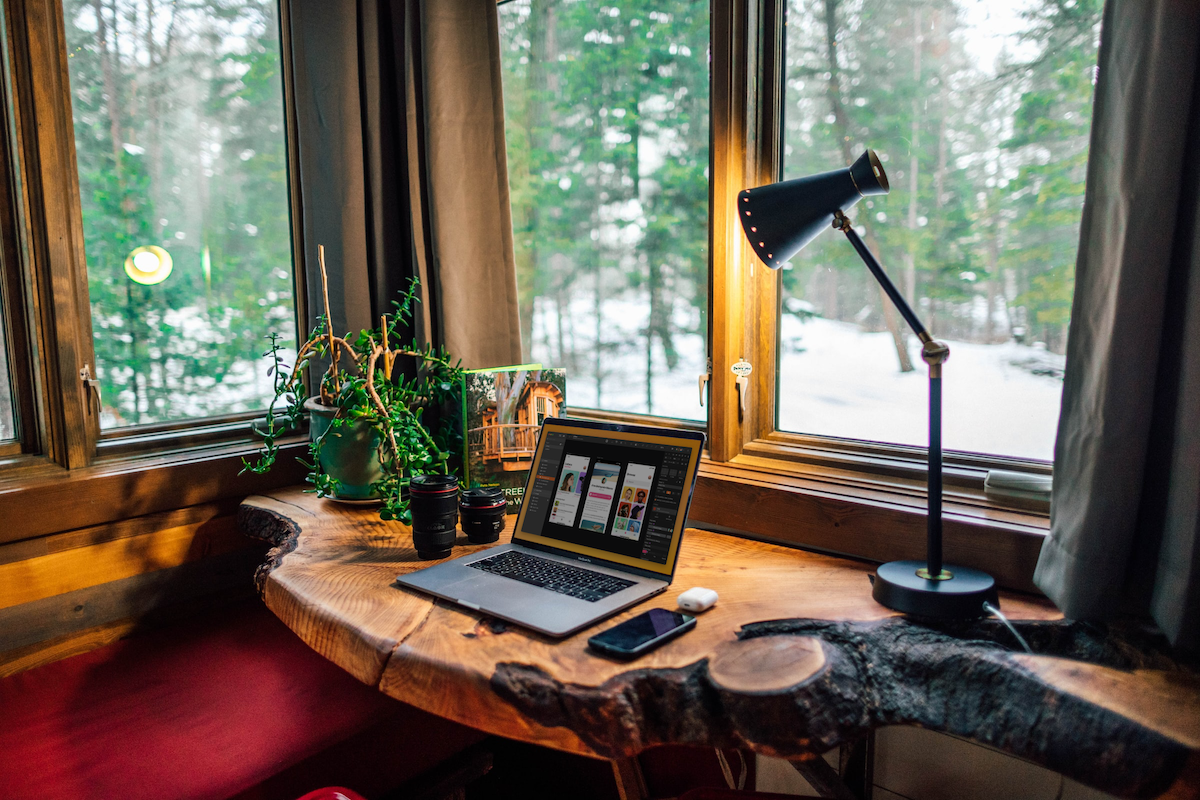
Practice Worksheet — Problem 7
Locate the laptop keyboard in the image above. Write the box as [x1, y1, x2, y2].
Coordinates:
[468, 551, 636, 602]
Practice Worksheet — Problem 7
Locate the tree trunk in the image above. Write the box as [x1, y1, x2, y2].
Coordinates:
[904, 4, 921, 306]
[823, 0, 913, 373]
[985, 193, 1001, 343]
[146, 0, 170, 246]
[516, 0, 553, 362]
[555, 283, 567, 367]
[92, 0, 123, 175]
[645, 253, 656, 416]
[594, 264, 603, 408]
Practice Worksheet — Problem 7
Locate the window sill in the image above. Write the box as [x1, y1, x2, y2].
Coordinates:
[0, 437, 309, 545]
[688, 453, 1048, 594]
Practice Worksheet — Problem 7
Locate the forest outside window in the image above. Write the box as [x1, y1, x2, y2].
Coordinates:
[776, 0, 1099, 463]
[63, 0, 298, 431]
[498, 0, 710, 422]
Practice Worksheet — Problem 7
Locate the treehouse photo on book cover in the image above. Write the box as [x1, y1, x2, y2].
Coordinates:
[463, 367, 567, 512]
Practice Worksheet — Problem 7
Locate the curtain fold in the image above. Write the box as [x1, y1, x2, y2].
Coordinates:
[1036, 0, 1200, 651]
[288, 0, 522, 369]
[288, 0, 374, 337]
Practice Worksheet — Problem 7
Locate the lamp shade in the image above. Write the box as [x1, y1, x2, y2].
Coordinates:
[738, 149, 889, 269]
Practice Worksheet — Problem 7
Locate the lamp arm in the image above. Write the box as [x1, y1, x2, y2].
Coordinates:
[832, 210, 950, 580]
[833, 211, 930, 341]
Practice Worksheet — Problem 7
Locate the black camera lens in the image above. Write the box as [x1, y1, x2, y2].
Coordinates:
[459, 487, 507, 544]
[408, 474, 459, 559]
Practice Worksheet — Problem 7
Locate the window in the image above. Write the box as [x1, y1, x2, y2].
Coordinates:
[62, 0, 298, 430]
[776, 0, 1099, 462]
[498, 0, 710, 421]
[496, 0, 1099, 576]
[0, 0, 303, 481]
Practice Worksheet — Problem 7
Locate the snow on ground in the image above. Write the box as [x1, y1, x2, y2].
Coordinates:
[532, 294, 1064, 462]
[530, 293, 708, 422]
[779, 315, 1062, 461]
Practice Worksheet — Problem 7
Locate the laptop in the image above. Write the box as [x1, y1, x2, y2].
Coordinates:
[396, 417, 705, 637]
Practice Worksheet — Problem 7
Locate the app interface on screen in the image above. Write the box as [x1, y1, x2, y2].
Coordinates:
[579, 463, 621, 532]
[547, 454, 589, 525]
[520, 429, 694, 566]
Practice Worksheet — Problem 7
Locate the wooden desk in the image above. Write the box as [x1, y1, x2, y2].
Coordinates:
[240, 488, 1200, 799]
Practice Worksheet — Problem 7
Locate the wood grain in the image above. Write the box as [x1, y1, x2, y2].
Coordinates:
[1016, 655, 1200, 749]
[241, 487, 1199, 799]
[0, 618, 138, 678]
[708, 635, 825, 694]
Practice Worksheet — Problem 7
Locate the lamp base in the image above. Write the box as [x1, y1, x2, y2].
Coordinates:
[871, 560, 998, 620]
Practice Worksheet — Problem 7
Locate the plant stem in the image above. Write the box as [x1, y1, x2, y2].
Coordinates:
[365, 345, 402, 469]
[318, 244, 339, 402]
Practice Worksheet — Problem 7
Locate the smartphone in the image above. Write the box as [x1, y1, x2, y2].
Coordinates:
[587, 608, 696, 659]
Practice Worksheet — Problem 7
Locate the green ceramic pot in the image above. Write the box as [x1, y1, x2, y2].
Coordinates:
[304, 397, 385, 500]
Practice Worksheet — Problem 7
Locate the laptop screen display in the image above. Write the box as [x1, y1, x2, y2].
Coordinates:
[513, 420, 703, 576]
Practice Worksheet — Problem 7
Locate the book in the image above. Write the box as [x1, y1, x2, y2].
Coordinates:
[462, 365, 567, 513]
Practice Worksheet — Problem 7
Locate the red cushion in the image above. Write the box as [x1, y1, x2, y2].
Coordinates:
[0, 602, 481, 800]
[293, 789, 369, 800]
[679, 791, 800, 800]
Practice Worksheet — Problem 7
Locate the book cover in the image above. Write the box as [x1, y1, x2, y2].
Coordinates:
[462, 365, 567, 513]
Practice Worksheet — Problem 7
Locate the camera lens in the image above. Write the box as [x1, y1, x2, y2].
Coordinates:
[459, 487, 507, 544]
[408, 474, 459, 559]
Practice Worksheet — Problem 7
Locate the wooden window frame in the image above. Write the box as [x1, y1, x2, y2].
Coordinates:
[0, 0, 308, 539]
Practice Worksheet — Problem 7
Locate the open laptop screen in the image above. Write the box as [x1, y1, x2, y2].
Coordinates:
[513, 418, 704, 577]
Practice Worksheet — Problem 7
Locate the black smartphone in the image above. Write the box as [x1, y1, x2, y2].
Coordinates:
[587, 608, 696, 659]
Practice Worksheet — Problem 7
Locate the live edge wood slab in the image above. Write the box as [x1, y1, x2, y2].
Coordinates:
[239, 488, 1200, 799]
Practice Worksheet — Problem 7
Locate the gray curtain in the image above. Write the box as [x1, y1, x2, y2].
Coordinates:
[288, 0, 523, 369]
[1036, 0, 1200, 651]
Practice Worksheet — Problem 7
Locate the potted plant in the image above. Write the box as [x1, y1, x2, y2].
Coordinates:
[242, 245, 462, 522]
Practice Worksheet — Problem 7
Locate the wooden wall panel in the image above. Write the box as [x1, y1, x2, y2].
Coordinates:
[0, 503, 265, 675]
[0, 512, 248, 610]
[0, 546, 263, 653]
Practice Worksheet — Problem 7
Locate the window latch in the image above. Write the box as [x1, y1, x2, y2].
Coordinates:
[80, 365, 101, 416]
[698, 373, 709, 407]
[731, 359, 752, 417]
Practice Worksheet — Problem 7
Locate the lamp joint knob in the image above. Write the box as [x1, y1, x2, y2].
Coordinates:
[921, 339, 950, 367]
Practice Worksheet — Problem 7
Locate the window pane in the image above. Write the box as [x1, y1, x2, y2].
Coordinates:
[499, 0, 709, 421]
[778, 0, 1099, 461]
[64, 0, 297, 429]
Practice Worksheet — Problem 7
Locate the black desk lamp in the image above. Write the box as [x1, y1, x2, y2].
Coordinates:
[738, 150, 998, 619]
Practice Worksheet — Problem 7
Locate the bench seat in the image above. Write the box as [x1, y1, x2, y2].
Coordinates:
[0, 601, 485, 800]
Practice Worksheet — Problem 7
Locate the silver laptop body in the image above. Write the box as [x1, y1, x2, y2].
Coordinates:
[397, 417, 705, 637]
